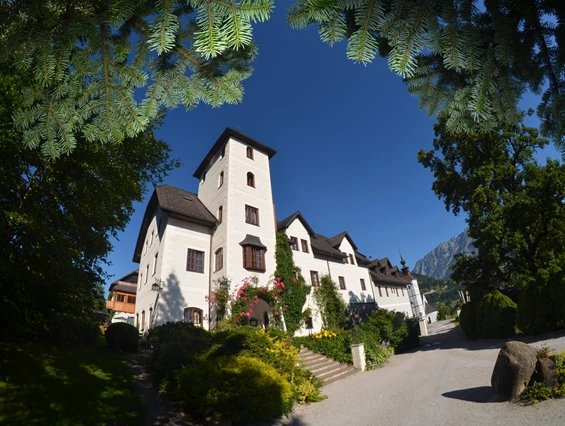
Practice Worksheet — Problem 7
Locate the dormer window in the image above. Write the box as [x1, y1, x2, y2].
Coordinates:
[246, 147, 254, 160]
[219, 171, 224, 188]
[349, 254, 354, 265]
[247, 172, 255, 187]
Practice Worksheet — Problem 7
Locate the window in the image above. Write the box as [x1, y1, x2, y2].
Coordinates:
[218, 205, 223, 224]
[301, 239, 309, 253]
[187, 249, 204, 273]
[150, 229, 154, 246]
[218, 171, 224, 187]
[343, 255, 348, 264]
[136, 313, 139, 327]
[378, 286, 383, 297]
[153, 252, 158, 275]
[145, 264, 149, 283]
[306, 316, 313, 329]
[149, 307, 153, 328]
[215, 248, 223, 271]
[139, 273, 143, 290]
[385, 287, 389, 297]
[117, 294, 126, 302]
[397, 287, 400, 297]
[289, 236, 298, 251]
[184, 307, 203, 326]
[339, 276, 346, 290]
[310, 271, 320, 287]
[127, 295, 136, 304]
[245, 205, 259, 225]
[349, 254, 354, 265]
[402, 288, 405, 296]
[157, 217, 162, 234]
[242, 245, 265, 271]
[247, 172, 255, 187]
[360, 278, 366, 291]
[221, 145, 226, 158]
[246, 147, 254, 159]
[141, 310, 145, 331]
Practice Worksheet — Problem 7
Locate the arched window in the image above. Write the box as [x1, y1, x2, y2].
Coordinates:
[218, 205, 223, 224]
[247, 172, 255, 187]
[149, 307, 153, 328]
[246, 147, 254, 160]
[141, 310, 145, 331]
[215, 248, 223, 271]
[184, 307, 203, 326]
[218, 171, 224, 187]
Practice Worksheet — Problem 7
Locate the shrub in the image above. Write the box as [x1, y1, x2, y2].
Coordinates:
[460, 291, 517, 339]
[105, 322, 139, 352]
[476, 290, 517, 338]
[459, 300, 479, 339]
[390, 316, 420, 353]
[518, 272, 565, 335]
[175, 355, 293, 423]
[145, 321, 209, 350]
[296, 330, 353, 364]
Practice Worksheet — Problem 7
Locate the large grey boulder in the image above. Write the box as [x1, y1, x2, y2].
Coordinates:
[491, 341, 537, 401]
[532, 358, 559, 389]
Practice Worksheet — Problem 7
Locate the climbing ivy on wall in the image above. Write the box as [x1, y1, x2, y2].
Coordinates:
[313, 275, 347, 331]
[274, 232, 310, 335]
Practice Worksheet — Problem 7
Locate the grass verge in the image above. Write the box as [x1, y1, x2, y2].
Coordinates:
[0, 335, 145, 425]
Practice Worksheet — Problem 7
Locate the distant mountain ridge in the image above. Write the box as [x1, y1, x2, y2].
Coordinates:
[413, 231, 474, 279]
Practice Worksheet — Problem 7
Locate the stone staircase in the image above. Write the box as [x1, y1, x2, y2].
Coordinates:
[298, 346, 358, 386]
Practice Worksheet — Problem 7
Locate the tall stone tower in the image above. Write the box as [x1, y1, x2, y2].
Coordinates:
[194, 128, 278, 290]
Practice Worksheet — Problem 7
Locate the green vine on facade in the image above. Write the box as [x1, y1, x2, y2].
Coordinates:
[313, 275, 347, 331]
[274, 231, 311, 335]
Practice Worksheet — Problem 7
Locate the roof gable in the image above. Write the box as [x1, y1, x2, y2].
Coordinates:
[193, 128, 277, 178]
[277, 211, 315, 236]
[329, 231, 359, 251]
[133, 185, 216, 262]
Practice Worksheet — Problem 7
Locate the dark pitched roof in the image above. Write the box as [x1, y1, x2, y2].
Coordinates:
[369, 270, 409, 287]
[310, 233, 348, 258]
[276, 211, 315, 235]
[109, 270, 139, 293]
[193, 128, 277, 178]
[355, 252, 371, 265]
[239, 234, 267, 249]
[328, 231, 359, 251]
[425, 302, 438, 315]
[156, 185, 216, 225]
[133, 185, 217, 262]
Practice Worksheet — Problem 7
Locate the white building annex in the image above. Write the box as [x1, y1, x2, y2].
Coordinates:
[132, 128, 426, 333]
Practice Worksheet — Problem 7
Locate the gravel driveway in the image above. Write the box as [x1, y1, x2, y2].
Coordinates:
[282, 321, 565, 426]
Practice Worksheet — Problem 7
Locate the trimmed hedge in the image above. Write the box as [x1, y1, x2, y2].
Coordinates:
[518, 273, 565, 335]
[105, 322, 139, 352]
[175, 355, 293, 423]
[460, 290, 517, 339]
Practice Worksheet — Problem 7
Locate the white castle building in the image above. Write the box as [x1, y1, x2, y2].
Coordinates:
[131, 128, 426, 334]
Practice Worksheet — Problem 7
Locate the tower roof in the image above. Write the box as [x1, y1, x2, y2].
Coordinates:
[193, 128, 277, 178]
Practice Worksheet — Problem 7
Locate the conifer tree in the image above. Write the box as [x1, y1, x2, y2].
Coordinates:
[0, 0, 273, 158]
[288, 0, 565, 151]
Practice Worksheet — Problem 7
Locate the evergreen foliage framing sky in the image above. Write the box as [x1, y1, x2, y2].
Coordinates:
[105, 6, 559, 289]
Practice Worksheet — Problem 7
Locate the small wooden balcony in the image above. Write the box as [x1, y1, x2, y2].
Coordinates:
[106, 300, 136, 314]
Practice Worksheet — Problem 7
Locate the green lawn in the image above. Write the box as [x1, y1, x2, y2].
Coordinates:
[0, 335, 146, 426]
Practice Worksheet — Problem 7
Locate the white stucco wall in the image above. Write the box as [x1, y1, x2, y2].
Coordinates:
[135, 217, 213, 330]
[134, 208, 167, 331]
[374, 281, 412, 318]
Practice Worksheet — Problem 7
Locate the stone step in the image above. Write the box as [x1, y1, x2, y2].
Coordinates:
[298, 346, 358, 386]
[322, 367, 358, 385]
[301, 356, 336, 369]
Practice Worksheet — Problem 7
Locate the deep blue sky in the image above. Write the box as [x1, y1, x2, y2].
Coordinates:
[104, 7, 558, 288]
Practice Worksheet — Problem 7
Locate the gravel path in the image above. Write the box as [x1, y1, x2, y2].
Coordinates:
[281, 321, 565, 426]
